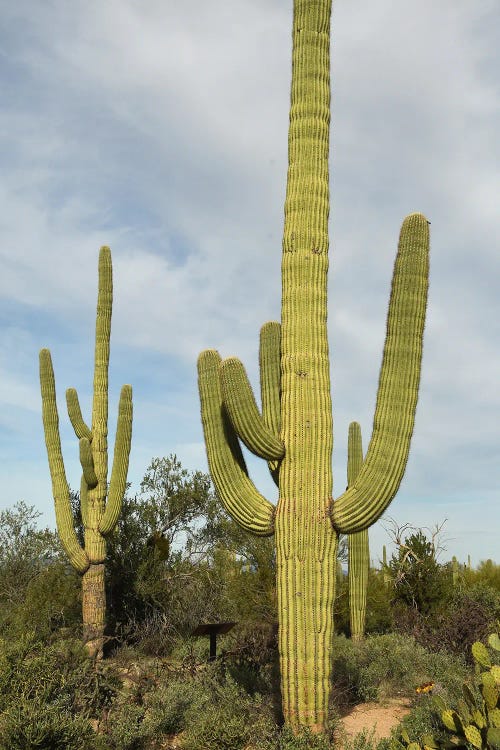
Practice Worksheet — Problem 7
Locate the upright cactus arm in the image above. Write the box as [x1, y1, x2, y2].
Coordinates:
[80, 474, 89, 529]
[347, 422, 363, 485]
[39, 348, 90, 573]
[259, 321, 281, 437]
[198, 349, 275, 536]
[260, 321, 282, 486]
[99, 384, 133, 535]
[220, 357, 285, 460]
[347, 422, 369, 642]
[332, 213, 430, 534]
[90, 246, 113, 493]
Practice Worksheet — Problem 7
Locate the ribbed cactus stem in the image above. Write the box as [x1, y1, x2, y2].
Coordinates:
[347, 422, 369, 642]
[277, 0, 336, 731]
[196, 0, 429, 733]
[39, 247, 132, 660]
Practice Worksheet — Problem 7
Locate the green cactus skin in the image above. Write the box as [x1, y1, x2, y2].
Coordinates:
[452, 555, 460, 586]
[347, 423, 369, 643]
[40, 247, 132, 660]
[197, 0, 429, 733]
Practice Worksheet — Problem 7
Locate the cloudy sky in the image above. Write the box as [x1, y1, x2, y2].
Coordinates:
[1, 0, 498, 567]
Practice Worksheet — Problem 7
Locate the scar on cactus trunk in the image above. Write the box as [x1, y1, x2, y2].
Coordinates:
[39, 247, 132, 660]
[197, 0, 429, 734]
[347, 422, 369, 643]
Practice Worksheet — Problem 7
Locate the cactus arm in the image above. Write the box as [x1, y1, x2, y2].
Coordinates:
[260, 322, 281, 435]
[260, 321, 282, 486]
[347, 422, 369, 642]
[220, 357, 285, 460]
[198, 350, 275, 536]
[66, 388, 92, 441]
[347, 422, 363, 485]
[39, 348, 89, 573]
[79, 438, 98, 488]
[80, 474, 89, 529]
[91, 246, 113, 493]
[99, 384, 133, 535]
[332, 213, 430, 534]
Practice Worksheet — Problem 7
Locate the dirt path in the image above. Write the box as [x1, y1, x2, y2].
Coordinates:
[336, 699, 412, 745]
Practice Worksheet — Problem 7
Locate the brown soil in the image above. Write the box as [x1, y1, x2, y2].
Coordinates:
[336, 698, 412, 746]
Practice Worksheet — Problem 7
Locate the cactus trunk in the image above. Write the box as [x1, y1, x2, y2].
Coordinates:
[275, 0, 335, 730]
[82, 563, 106, 659]
[197, 0, 429, 734]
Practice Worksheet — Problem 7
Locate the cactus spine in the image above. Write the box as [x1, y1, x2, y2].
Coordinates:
[347, 422, 369, 642]
[197, 0, 429, 733]
[39, 247, 132, 660]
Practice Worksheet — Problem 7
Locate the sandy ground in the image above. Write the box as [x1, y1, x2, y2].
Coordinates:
[337, 699, 412, 745]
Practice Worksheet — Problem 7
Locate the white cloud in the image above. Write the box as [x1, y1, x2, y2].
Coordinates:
[0, 0, 498, 565]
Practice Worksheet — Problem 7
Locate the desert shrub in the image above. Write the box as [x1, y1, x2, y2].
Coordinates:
[262, 724, 337, 749]
[100, 668, 201, 749]
[181, 668, 276, 750]
[0, 701, 101, 750]
[0, 633, 119, 725]
[16, 559, 81, 639]
[392, 582, 499, 663]
[224, 621, 281, 699]
[330, 633, 467, 708]
[389, 532, 453, 615]
[341, 728, 385, 750]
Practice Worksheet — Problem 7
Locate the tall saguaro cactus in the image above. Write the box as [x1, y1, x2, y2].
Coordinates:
[347, 422, 369, 642]
[197, 0, 429, 733]
[39, 247, 132, 660]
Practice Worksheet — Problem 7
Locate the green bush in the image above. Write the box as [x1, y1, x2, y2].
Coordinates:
[0, 633, 119, 728]
[392, 582, 500, 663]
[330, 633, 467, 707]
[181, 668, 276, 750]
[0, 701, 101, 750]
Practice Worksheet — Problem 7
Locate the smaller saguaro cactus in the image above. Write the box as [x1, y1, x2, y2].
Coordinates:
[452, 555, 460, 586]
[39, 247, 132, 660]
[382, 544, 391, 588]
[347, 422, 369, 642]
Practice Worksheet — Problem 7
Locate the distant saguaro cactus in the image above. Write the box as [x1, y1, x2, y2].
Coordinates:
[347, 422, 369, 643]
[197, 0, 429, 733]
[39, 247, 132, 660]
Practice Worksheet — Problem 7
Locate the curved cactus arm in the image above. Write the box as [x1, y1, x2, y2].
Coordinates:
[79, 438, 98, 488]
[332, 213, 430, 534]
[99, 384, 133, 536]
[220, 357, 285, 461]
[39, 348, 89, 573]
[260, 321, 282, 486]
[66, 388, 92, 441]
[198, 350, 275, 536]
